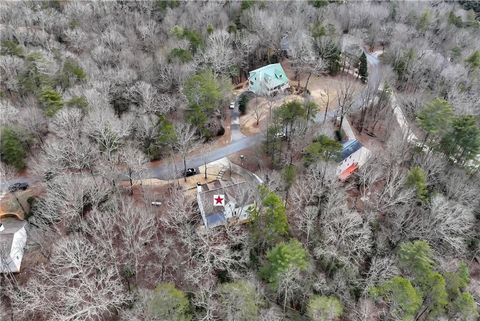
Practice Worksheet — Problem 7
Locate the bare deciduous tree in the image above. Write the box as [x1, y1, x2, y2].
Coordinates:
[6, 236, 130, 321]
[173, 123, 199, 182]
[336, 76, 360, 130]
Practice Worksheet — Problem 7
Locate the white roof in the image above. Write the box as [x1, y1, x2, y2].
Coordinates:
[0, 218, 27, 273]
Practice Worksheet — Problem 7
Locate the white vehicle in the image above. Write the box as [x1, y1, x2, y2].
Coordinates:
[151, 201, 162, 206]
[229, 101, 235, 109]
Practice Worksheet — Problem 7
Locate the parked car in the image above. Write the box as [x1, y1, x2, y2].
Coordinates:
[229, 100, 235, 109]
[8, 182, 29, 193]
[151, 201, 162, 207]
[182, 168, 197, 177]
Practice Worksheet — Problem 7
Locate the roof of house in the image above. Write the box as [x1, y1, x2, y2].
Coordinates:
[339, 163, 359, 181]
[248, 63, 289, 93]
[197, 180, 256, 227]
[341, 139, 363, 160]
[0, 218, 26, 272]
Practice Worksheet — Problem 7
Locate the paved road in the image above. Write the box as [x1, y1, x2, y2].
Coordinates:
[142, 133, 263, 180]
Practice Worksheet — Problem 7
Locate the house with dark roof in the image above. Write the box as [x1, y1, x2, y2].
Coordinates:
[0, 217, 27, 273]
[335, 117, 371, 181]
[248, 63, 289, 95]
[196, 180, 256, 228]
[336, 139, 370, 181]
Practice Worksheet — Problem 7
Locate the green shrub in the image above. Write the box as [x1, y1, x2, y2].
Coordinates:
[168, 48, 193, 63]
[238, 94, 251, 114]
[0, 40, 24, 57]
[149, 283, 191, 321]
[171, 26, 203, 53]
[307, 295, 343, 321]
[18, 52, 54, 95]
[40, 88, 64, 117]
[0, 127, 27, 170]
[66, 95, 88, 111]
[56, 58, 86, 89]
[155, 0, 180, 12]
[260, 239, 309, 287]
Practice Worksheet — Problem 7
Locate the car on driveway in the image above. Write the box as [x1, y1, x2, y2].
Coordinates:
[182, 168, 197, 177]
[8, 182, 29, 193]
[229, 101, 235, 109]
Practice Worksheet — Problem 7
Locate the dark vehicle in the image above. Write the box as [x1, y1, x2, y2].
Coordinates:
[8, 182, 29, 193]
[182, 168, 197, 177]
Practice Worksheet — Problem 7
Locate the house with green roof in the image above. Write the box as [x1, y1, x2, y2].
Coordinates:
[248, 63, 289, 95]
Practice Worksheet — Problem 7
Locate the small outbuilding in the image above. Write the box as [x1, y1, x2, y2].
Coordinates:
[0, 217, 27, 273]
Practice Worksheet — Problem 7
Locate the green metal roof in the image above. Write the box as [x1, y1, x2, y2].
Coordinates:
[248, 63, 289, 94]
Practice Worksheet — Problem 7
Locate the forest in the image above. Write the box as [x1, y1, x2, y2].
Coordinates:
[0, 1, 479, 321]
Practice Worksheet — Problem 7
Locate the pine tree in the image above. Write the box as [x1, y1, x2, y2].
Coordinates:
[249, 185, 289, 251]
[359, 52, 368, 83]
[406, 166, 429, 203]
[417, 98, 453, 148]
[260, 239, 309, 287]
[148, 283, 191, 321]
[441, 115, 480, 164]
[0, 127, 27, 170]
[307, 295, 344, 321]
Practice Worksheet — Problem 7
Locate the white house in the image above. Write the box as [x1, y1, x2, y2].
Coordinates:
[196, 180, 256, 229]
[0, 218, 27, 273]
[336, 139, 371, 181]
[336, 118, 371, 181]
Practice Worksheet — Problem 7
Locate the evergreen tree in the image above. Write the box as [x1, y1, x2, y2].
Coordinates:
[441, 115, 480, 164]
[370, 276, 422, 321]
[40, 88, 64, 117]
[184, 69, 231, 137]
[397, 241, 453, 319]
[307, 295, 344, 321]
[260, 239, 309, 287]
[219, 281, 260, 321]
[148, 283, 191, 321]
[274, 100, 306, 140]
[359, 52, 368, 83]
[465, 50, 480, 72]
[281, 164, 296, 203]
[303, 135, 342, 166]
[250, 185, 289, 250]
[417, 98, 453, 147]
[405, 166, 429, 203]
[0, 127, 27, 170]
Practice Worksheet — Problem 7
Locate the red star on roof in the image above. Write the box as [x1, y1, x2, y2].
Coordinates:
[214, 195, 224, 205]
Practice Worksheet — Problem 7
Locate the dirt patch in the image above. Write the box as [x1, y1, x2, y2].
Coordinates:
[240, 94, 303, 136]
[228, 144, 273, 173]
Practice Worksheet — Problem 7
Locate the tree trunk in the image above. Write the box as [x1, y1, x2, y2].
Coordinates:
[204, 159, 207, 180]
[323, 101, 329, 124]
[304, 72, 312, 94]
[339, 114, 345, 134]
[183, 156, 187, 182]
[129, 170, 134, 195]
